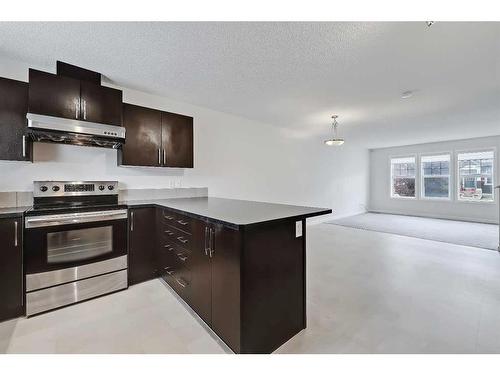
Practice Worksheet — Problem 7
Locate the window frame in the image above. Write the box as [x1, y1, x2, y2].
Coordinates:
[456, 148, 496, 204]
[389, 155, 417, 200]
[419, 152, 452, 201]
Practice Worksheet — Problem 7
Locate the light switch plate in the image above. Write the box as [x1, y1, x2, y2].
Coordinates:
[295, 221, 303, 238]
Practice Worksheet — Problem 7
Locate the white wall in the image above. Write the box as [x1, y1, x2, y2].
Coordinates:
[0, 56, 369, 218]
[369, 136, 500, 224]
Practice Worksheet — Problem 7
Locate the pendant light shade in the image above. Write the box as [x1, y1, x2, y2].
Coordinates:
[324, 115, 344, 146]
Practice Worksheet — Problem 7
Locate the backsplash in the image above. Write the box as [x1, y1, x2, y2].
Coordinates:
[0, 187, 208, 208]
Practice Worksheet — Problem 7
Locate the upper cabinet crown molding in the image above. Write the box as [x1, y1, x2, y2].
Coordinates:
[119, 103, 193, 169]
[28, 68, 122, 126]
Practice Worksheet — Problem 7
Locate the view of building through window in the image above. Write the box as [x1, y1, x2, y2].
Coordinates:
[421, 154, 450, 199]
[391, 157, 416, 198]
[458, 151, 494, 202]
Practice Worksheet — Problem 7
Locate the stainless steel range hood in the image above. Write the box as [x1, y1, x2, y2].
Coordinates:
[27, 113, 126, 149]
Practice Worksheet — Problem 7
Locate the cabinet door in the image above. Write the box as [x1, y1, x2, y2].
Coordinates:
[211, 224, 241, 353]
[128, 208, 156, 285]
[0, 218, 23, 322]
[80, 81, 122, 126]
[121, 104, 162, 167]
[28, 69, 81, 120]
[0, 77, 31, 161]
[161, 111, 193, 168]
[188, 220, 212, 324]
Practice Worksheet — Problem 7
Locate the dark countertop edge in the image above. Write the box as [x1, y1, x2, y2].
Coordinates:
[0, 207, 29, 219]
[125, 201, 332, 230]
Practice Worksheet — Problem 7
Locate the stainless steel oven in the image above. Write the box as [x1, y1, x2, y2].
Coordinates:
[24, 181, 129, 316]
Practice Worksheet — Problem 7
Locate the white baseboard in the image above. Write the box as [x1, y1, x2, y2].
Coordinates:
[367, 208, 499, 225]
[306, 210, 367, 226]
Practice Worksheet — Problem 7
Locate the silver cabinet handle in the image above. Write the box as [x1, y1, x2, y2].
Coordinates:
[177, 236, 188, 244]
[165, 229, 174, 235]
[22, 135, 26, 158]
[175, 277, 187, 288]
[163, 149, 166, 165]
[163, 244, 173, 250]
[163, 214, 174, 220]
[158, 148, 161, 165]
[83, 99, 87, 120]
[14, 220, 18, 247]
[204, 226, 209, 256]
[177, 220, 188, 226]
[177, 253, 187, 262]
[75, 99, 79, 119]
[164, 267, 174, 276]
[209, 228, 215, 258]
[130, 211, 134, 232]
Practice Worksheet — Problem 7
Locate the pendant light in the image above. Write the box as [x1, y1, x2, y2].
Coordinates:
[324, 115, 345, 146]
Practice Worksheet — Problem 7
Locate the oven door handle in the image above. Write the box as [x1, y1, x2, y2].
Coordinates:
[25, 209, 128, 228]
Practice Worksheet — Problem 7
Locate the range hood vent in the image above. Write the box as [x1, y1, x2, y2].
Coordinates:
[27, 113, 125, 149]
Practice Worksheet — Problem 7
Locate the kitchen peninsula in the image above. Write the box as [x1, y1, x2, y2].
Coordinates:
[126, 197, 331, 353]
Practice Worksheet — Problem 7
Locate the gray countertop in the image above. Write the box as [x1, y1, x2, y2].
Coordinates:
[0, 206, 29, 219]
[123, 197, 332, 228]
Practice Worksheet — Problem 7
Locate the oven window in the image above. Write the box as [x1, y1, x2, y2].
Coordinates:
[47, 226, 113, 264]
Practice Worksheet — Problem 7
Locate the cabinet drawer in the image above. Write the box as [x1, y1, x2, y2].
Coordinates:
[162, 264, 192, 301]
[160, 208, 193, 233]
[161, 225, 192, 250]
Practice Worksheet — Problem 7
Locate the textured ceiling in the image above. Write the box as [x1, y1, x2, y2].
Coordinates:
[0, 22, 499, 148]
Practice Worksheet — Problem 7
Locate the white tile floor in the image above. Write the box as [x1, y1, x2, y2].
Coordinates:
[2, 223, 500, 353]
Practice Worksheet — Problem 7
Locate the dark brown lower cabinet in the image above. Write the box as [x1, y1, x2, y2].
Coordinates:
[0, 217, 23, 322]
[155, 207, 306, 354]
[128, 208, 156, 285]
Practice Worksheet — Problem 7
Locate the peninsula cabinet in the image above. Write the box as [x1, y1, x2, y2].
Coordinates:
[0, 217, 23, 322]
[119, 103, 193, 168]
[0, 77, 32, 162]
[155, 205, 312, 354]
[28, 69, 122, 126]
[128, 198, 331, 353]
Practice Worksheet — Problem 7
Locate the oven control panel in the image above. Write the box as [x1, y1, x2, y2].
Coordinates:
[34, 181, 119, 197]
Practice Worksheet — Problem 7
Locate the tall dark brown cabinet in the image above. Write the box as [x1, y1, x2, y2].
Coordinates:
[0, 217, 23, 322]
[128, 207, 157, 285]
[0, 77, 31, 162]
[120, 103, 193, 168]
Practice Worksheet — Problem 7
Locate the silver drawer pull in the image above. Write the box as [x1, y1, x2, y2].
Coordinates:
[163, 215, 174, 220]
[177, 253, 187, 262]
[175, 277, 187, 288]
[165, 230, 174, 235]
[177, 236, 188, 244]
[176, 220, 188, 226]
[163, 244, 173, 251]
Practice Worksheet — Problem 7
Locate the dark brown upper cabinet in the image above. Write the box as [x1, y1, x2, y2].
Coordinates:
[121, 103, 162, 167]
[28, 68, 122, 126]
[0, 217, 23, 322]
[28, 69, 81, 120]
[80, 81, 122, 126]
[120, 103, 193, 168]
[162, 111, 194, 168]
[0, 77, 32, 162]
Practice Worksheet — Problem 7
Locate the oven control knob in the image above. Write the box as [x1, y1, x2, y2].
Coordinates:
[98, 185, 105, 191]
[107, 185, 115, 191]
[40, 185, 48, 192]
[52, 186, 60, 192]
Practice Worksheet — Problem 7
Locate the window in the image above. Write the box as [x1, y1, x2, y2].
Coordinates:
[391, 157, 416, 198]
[421, 154, 450, 199]
[457, 150, 495, 202]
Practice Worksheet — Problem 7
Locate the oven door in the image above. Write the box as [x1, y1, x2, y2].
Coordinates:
[24, 209, 128, 275]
